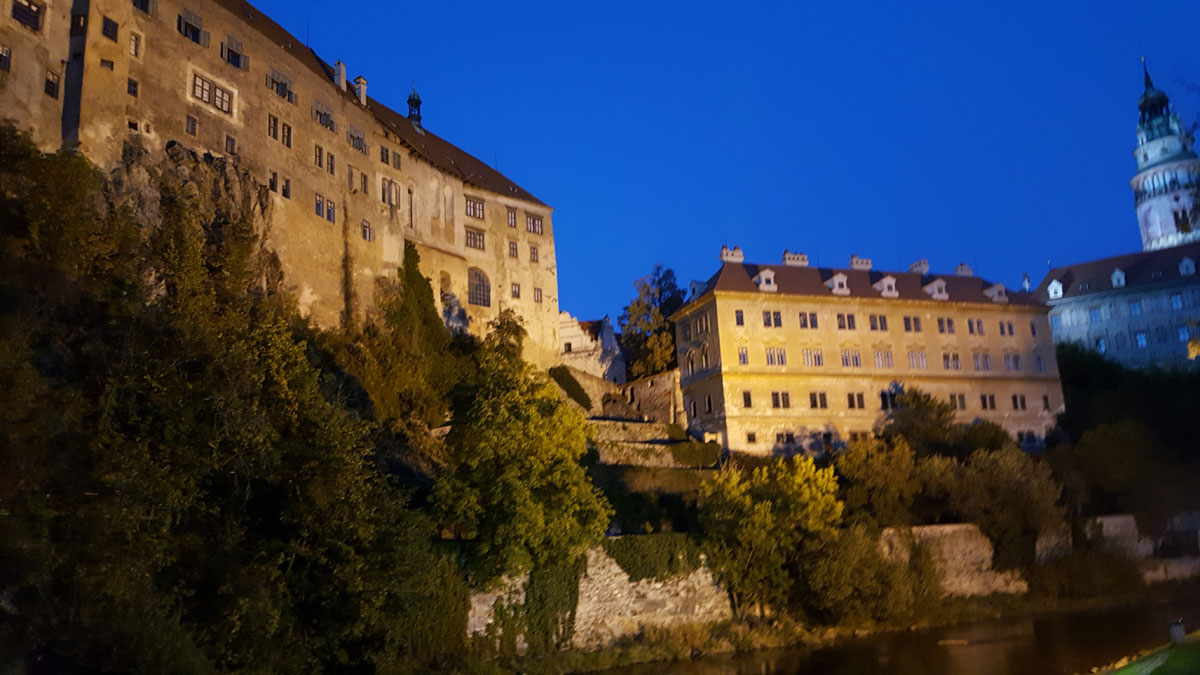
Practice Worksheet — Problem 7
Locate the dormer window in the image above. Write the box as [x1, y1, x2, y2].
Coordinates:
[873, 275, 898, 298]
[1079, 282, 1090, 291]
[1181, 257, 1196, 277]
[827, 272, 850, 296]
[1112, 268, 1126, 288]
[753, 268, 777, 292]
[1047, 279, 1063, 300]
[923, 279, 948, 300]
[984, 283, 1008, 303]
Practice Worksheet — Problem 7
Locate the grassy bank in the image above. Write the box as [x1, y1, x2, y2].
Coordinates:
[464, 579, 1200, 674]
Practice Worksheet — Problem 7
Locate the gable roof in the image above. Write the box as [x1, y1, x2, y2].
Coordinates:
[1033, 242, 1200, 302]
[211, 0, 544, 205]
[679, 261, 1043, 315]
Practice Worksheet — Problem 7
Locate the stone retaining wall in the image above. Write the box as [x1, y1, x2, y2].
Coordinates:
[882, 524, 1028, 596]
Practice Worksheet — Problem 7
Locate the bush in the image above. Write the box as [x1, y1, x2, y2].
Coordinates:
[1029, 550, 1144, 600]
[602, 533, 703, 581]
[796, 526, 940, 625]
[666, 423, 689, 442]
[669, 441, 721, 467]
[549, 365, 592, 411]
[588, 465, 704, 534]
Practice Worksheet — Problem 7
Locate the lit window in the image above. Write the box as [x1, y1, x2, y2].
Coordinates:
[526, 214, 543, 234]
[530, 246, 539, 263]
[508, 241, 518, 258]
[737, 347, 748, 365]
[1135, 331, 1148, 348]
[511, 283, 520, 299]
[803, 348, 824, 367]
[465, 228, 485, 251]
[1171, 294, 1184, 310]
[1179, 326, 1190, 342]
[507, 208, 517, 227]
[534, 288, 542, 303]
[840, 349, 862, 368]
[908, 350, 927, 369]
[467, 268, 490, 306]
[1130, 300, 1143, 317]
[765, 347, 786, 366]
[465, 197, 485, 219]
[1095, 338, 1107, 354]
[873, 349, 893, 368]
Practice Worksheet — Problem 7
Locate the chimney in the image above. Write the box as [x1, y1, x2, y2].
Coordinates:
[334, 60, 347, 90]
[908, 259, 930, 275]
[782, 249, 809, 267]
[849, 254, 873, 271]
[954, 262, 974, 277]
[353, 75, 368, 106]
[719, 245, 744, 263]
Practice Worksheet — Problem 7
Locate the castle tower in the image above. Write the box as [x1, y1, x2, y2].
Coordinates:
[1131, 63, 1200, 251]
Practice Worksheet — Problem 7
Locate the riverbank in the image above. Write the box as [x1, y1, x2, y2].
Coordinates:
[467, 579, 1200, 674]
[1091, 629, 1200, 674]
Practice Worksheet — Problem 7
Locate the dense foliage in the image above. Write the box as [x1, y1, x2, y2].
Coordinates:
[617, 264, 685, 378]
[601, 533, 704, 582]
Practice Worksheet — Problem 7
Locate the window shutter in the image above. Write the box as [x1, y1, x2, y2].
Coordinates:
[201, 30, 210, 47]
[149, 0, 158, 16]
[241, 55, 249, 71]
[219, 42, 226, 59]
[177, 15, 183, 34]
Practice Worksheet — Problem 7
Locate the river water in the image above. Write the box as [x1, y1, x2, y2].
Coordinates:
[619, 600, 1200, 675]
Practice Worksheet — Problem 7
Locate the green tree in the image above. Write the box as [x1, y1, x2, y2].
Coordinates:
[835, 438, 919, 527]
[697, 458, 843, 616]
[433, 311, 612, 584]
[0, 128, 468, 672]
[952, 447, 1064, 570]
[881, 386, 1011, 459]
[618, 264, 686, 378]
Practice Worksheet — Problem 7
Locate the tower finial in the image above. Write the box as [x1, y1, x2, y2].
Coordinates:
[407, 85, 422, 124]
[1143, 56, 1154, 89]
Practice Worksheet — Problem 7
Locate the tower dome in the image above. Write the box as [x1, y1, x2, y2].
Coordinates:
[1130, 62, 1200, 251]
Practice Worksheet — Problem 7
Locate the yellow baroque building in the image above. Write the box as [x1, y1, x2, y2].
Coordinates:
[672, 247, 1064, 455]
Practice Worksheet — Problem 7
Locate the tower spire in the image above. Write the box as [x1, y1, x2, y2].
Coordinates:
[1143, 56, 1154, 89]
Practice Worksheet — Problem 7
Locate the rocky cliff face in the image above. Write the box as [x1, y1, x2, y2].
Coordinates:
[105, 139, 284, 298]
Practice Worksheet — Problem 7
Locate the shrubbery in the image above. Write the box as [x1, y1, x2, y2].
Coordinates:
[669, 441, 722, 467]
[602, 533, 703, 581]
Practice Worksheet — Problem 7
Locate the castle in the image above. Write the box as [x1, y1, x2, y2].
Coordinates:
[674, 248, 1063, 454]
[1036, 65, 1200, 370]
[0, 0, 560, 365]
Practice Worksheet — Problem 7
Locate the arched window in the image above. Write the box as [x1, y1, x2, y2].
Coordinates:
[467, 268, 490, 306]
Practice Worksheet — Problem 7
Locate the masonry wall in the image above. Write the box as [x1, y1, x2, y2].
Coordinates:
[881, 524, 1028, 597]
[616, 369, 683, 424]
[0, 0, 69, 151]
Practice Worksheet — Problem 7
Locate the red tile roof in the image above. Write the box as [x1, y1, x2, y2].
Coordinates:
[681, 261, 1044, 313]
[212, 0, 544, 205]
[1033, 242, 1200, 302]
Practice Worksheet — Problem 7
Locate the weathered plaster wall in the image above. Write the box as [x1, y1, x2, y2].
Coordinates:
[614, 369, 683, 424]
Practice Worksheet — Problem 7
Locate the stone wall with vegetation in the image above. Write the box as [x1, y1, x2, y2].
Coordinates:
[466, 538, 731, 651]
[882, 524, 1028, 596]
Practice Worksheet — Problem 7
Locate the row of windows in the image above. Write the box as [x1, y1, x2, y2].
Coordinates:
[739, 428, 1043, 448]
[1094, 326, 1191, 353]
[729, 346, 1046, 372]
[726, 309, 1036, 337]
[1058, 294, 1190, 330]
[723, 389, 1045, 413]
[465, 268, 544, 307]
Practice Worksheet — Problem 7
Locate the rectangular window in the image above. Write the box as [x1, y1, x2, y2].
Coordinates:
[127, 78, 139, 97]
[772, 311, 781, 327]
[267, 71, 295, 103]
[1035, 354, 1045, 372]
[980, 394, 996, 410]
[177, 11, 208, 46]
[268, 172, 279, 192]
[12, 0, 44, 31]
[465, 197, 485, 219]
[1088, 308, 1101, 323]
[511, 283, 520, 299]
[1043, 395, 1051, 411]
[1012, 394, 1027, 411]
[225, 135, 236, 155]
[802, 348, 824, 367]
[508, 241, 518, 258]
[507, 208, 517, 227]
[1029, 320, 1037, 337]
[737, 347, 748, 365]
[102, 16, 119, 41]
[837, 313, 856, 330]
[943, 352, 961, 370]
[44, 71, 59, 98]
[765, 347, 786, 366]
[526, 214, 543, 234]
[847, 392, 865, 409]
[100, 58, 115, 71]
[880, 391, 897, 411]
[743, 391, 752, 408]
[327, 153, 335, 175]
[326, 200, 336, 223]
[747, 432, 757, 444]
[268, 114, 279, 140]
[132, 0, 153, 14]
[1179, 326, 1190, 342]
[361, 220, 375, 242]
[908, 350, 927, 369]
[534, 288, 543, 303]
[809, 392, 828, 409]
[1130, 300, 1142, 317]
[949, 393, 966, 410]
[771, 392, 790, 409]
[763, 311, 772, 327]
[281, 123, 292, 148]
[530, 246, 539, 263]
[1172, 294, 1184, 310]
[869, 314, 888, 331]
[973, 353, 991, 371]
[186, 115, 197, 136]
[315, 194, 325, 218]
[1135, 331, 1148, 348]
[903, 316, 922, 332]
[380, 146, 390, 164]
[841, 349, 862, 368]
[282, 178, 291, 199]
[465, 228, 486, 251]
[130, 32, 141, 57]
[735, 310, 744, 326]
[873, 349, 893, 368]
[0, 45, 10, 72]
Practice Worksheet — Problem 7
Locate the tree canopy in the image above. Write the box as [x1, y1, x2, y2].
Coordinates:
[618, 264, 686, 379]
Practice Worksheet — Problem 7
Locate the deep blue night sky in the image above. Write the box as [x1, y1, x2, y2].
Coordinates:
[252, 0, 1200, 322]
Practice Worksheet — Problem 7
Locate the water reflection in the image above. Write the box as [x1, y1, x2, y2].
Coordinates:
[615, 601, 1200, 675]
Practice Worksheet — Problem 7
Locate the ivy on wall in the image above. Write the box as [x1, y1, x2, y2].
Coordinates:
[602, 533, 704, 582]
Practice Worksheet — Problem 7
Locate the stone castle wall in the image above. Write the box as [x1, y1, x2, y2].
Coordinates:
[881, 524, 1028, 596]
